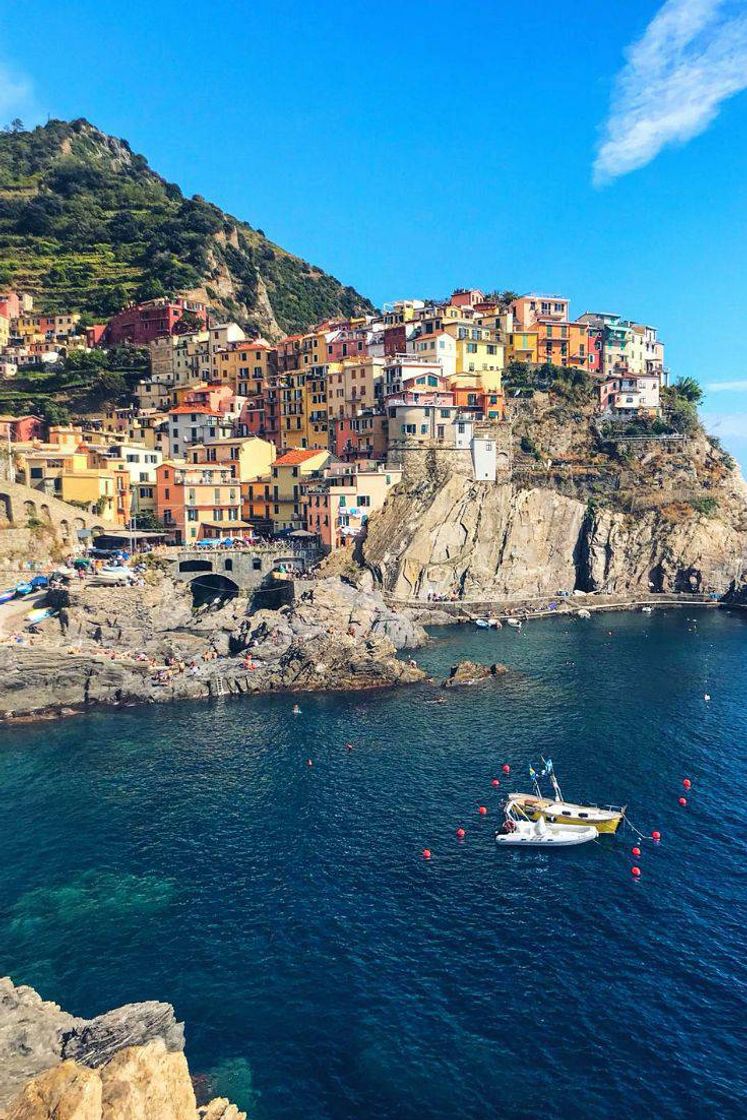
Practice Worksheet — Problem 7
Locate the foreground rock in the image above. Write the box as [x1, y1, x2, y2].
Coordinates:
[0, 577, 427, 723]
[442, 660, 508, 687]
[0, 979, 185, 1110]
[0, 979, 246, 1120]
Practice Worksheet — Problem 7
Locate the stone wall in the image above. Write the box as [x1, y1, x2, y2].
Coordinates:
[0, 480, 112, 569]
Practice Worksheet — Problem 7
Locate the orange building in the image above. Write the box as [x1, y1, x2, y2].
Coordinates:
[155, 461, 243, 543]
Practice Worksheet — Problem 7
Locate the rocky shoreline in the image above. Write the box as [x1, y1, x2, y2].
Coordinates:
[0, 977, 242, 1120]
[0, 576, 428, 725]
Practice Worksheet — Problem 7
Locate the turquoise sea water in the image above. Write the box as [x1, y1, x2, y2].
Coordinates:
[1, 609, 745, 1120]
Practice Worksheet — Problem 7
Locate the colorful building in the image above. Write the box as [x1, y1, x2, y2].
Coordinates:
[244, 448, 330, 532]
[155, 462, 243, 543]
[305, 462, 403, 552]
[104, 298, 207, 347]
[512, 294, 570, 329]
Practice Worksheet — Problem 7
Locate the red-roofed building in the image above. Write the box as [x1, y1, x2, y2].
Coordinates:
[103, 298, 207, 347]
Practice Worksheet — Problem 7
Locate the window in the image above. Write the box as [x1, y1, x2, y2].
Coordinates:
[252, 557, 262, 571]
[187, 509, 198, 522]
[437, 425, 445, 439]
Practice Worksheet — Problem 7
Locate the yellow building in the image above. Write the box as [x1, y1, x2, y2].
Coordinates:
[187, 435, 276, 482]
[442, 320, 504, 384]
[304, 365, 330, 449]
[213, 340, 278, 396]
[281, 367, 308, 449]
[506, 331, 539, 365]
[245, 448, 330, 531]
[0, 314, 9, 347]
[326, 357, 384, 423]
[61, 466, 131, 526]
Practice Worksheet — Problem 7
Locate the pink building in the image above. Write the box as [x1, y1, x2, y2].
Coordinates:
[325, 328, 369, 362]
[103, 298, 207, 347]
[0, 292, 22, 320]
[450, 288, 485, 308]
[0, 414, 44, 442]
[332, 411, 388, 461]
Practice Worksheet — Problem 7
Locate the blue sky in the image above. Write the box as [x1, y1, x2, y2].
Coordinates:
[1, 0, 746, 463]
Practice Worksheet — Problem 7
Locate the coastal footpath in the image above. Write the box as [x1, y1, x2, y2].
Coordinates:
[0, 576, 426, 723]
[0, 977, 241, 1120]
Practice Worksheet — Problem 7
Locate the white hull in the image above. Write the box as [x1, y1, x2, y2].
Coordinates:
[496, 819, 597, 847]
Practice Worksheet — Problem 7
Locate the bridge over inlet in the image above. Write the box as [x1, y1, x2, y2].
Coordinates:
[159, 541, 319, 596]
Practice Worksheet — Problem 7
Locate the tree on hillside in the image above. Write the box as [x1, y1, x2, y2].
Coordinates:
[672, 376, 703, 404]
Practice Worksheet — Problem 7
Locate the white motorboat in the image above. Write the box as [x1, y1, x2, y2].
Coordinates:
[641, 606, 653, 614]
[495, 815, 597, 847]
[475, 618, 490, 629]
[91, 566, 137, 586]
[487, 617, 502, 629]
[506, 618, 522, 629]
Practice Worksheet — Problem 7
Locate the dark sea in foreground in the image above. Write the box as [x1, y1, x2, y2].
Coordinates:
[1, 609, 746, 1120]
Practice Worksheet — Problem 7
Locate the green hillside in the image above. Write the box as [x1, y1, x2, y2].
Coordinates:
[0, 118, 374, 337]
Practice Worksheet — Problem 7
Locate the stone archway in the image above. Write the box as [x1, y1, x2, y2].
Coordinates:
[179, 558, 213, 574]
[189, 572, 239, 607]
[23, 500, 37, 519]
[0, 492, 11, 525]
[40, 504, 52, 522]
[73, 517, 85, 534]
[59, 518, 70, 541]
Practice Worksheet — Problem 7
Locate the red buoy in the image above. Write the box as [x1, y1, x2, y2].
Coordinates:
[631, 846, 641, 858]
[491, 778, 501, 788]
[478, 806, 488, 816]
[345, 743, 354, 752]
[456, 827, 466, 839]
[631, 866, 641, 878]
[678, 796, 687, 806]
[502, 764, 511, 774]
[422, 849, 432, 860]
[683, 778, 691, 789]
[651, 830, 661, 841]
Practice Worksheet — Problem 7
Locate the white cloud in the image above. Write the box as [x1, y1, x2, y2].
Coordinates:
[704, 379, 747, 392]
[594, 0, 747, 185]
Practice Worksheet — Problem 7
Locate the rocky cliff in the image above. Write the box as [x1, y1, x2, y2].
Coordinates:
[363, 398, 747, 600]
[0, 978, 242, 1120]
[0, 576, 426, 722]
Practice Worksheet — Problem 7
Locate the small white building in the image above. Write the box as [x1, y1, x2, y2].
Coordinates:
[472, 436, 497, 481]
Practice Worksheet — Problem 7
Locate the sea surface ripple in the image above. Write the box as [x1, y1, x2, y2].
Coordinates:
[0, 609, 745, 1120]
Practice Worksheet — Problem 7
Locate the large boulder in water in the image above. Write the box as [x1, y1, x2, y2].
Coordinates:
[442, 660, 508, 687]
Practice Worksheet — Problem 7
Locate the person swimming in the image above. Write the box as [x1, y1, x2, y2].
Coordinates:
[292, 703, 301, 715]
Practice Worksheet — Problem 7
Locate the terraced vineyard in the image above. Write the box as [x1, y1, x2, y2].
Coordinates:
[0, 119, 373, 337]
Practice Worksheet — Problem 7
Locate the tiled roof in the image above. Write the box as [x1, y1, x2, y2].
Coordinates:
[168, 405, 220, 416]
[274, 449, 328, 466]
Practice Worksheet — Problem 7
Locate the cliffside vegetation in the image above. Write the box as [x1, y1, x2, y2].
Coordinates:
[0, 346, 148, 422]
[0, 118, 374, 336]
